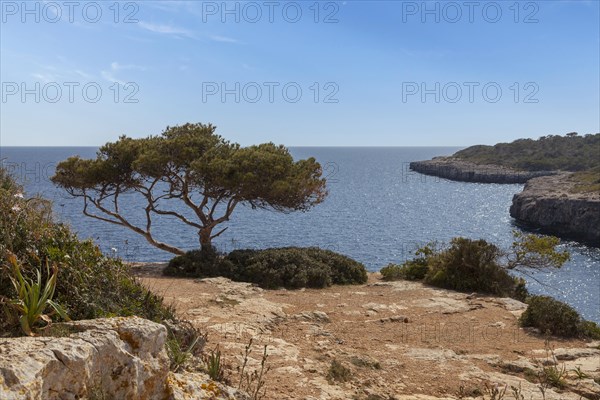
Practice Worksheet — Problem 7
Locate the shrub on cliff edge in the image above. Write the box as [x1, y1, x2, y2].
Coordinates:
[165, 247, 368, 289]
[381, 233, 568, 302]
[519, 295, 600, 339]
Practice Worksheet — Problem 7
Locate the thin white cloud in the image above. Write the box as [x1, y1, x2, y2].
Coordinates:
[110, 62, 146, 71]
[74, 70, 93, 79]
[146, 1, 190, 12]
[31, 73, 55, 83]
[138, 21, 194, 38]
[101, 70, 126, 86]
[209, 35, 239, 44]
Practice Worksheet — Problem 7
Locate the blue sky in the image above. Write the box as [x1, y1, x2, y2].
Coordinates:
[0, 0, 598, 146]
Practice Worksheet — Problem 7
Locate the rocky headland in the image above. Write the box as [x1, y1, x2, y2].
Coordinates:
[409, 157, 555, 184]
[409, 157, 599, 246]
[510, 173, 600, 245]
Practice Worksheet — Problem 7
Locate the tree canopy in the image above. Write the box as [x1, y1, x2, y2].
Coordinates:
[51, 123, 328, 255]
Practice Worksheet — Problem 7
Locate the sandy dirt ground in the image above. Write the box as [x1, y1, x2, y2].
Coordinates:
[134, 264, 600, 400]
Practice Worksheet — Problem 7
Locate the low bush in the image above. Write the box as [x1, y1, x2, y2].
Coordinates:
[165, 247, 368, 289]
[0, 167, 175, 336]
[519, 295, 600, 339]
[424, 238, 519, 297]
[380, 264, 403, 281]
[382, 238, 535, 300]
[380, 259, 429, 281]
[380, 245, 432, 281]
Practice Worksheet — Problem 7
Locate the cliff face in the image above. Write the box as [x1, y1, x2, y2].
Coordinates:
[409, 157, 554, 184]
[510, 174, 600, 246]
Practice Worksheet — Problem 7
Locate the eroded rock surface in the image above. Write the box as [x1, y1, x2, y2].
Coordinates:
[510, 173, 600, 244]
[138, 269, 600, 400]
[0, 317, 169, 400]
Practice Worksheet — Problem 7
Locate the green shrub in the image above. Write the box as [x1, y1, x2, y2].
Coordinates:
[512, 277, 529, 303]
[164, 247, 367, 289]
[380, 259, 429, 282]
[423, 238, 521, 297]
[580, 320, 600, 340]
[163, 247, 234, 278]
[520, 295, 600, 338]
[380, 264, 404, 281]
[520, 295, 580, 337]
[0, 167, 175, 335]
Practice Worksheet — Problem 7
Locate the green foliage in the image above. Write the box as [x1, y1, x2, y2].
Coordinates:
[568, 166, 600, 193]
[381, 260, 429, 281]
[379, 264, 404, 281]
[52, 123, 328, 255]
[506, 231, 570, 271]
[579, 320, 600, 340]
[0, 166, 175, 336]
[163, 247, 225, 278]
[3, 254, 70, 336]
[519, 295, 600, 338]
[454, 132, 600, 172]
[424, 238, 523, 297]
[164, 320, 207, 373]
[385, 233, 570, 301]
[204, 348, 224, 381]
[380, 246, 432, 281]
[165, 247, 368, 289]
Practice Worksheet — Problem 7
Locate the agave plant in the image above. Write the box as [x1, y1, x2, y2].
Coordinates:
[5, 253, 70, 336]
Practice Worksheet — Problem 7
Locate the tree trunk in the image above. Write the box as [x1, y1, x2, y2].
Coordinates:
[199, 227, 213, 253]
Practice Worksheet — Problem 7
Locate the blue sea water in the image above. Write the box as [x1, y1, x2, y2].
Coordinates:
[1, 146, 599, 323]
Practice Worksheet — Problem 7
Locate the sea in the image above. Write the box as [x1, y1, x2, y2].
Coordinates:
[1, 146, 598, 323]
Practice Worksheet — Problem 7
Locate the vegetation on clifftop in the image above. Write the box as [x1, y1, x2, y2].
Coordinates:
[381, 233, 568, 301]
[567, 166, 600, 194]
[0, 166, 175, 336]
[165, 246, 368, 289]
[453, 132, 600, 172]
[381, 235, 600, 339]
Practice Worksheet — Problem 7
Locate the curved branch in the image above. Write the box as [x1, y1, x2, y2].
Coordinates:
[210, 226, 228, 240]
[150, 208, 203, 229]
[84, 191, 185, 255]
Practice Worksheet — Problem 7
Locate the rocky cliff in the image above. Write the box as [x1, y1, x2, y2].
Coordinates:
[0, 317, 248, 400]
[409, 157, 554, 184]
[409, 157, 599, 245]
[510, 174, 600, 246]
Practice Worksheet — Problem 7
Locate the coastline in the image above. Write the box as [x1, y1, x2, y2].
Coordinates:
[409, 157, 555, 184]
[409, 157, 599, 246]
[510, 174, 600, 246]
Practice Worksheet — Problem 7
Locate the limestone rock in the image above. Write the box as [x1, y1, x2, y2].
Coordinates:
[0, 317, 169, 400]
[293, 311, 330, 323]
[409, 157, 554, 184]
[167, 372, 250, 400]
[510, 173, 600, 244]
